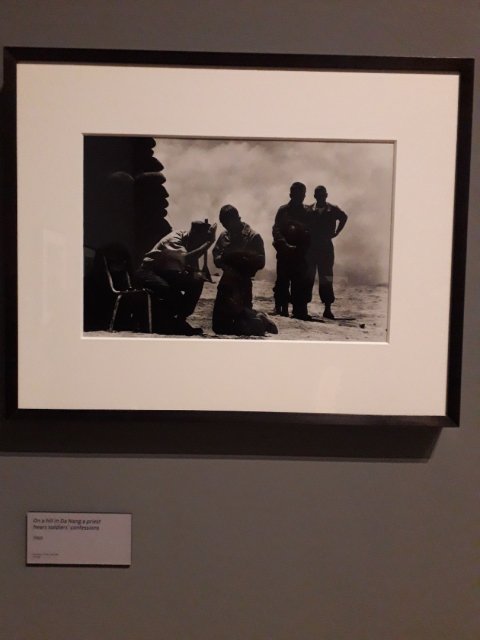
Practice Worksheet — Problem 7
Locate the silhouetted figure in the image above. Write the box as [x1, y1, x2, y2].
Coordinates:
[212, 205, 277, 337]
[136, 220, 216, 335]
[272, 182, 311, 320]
[307, 185, 348, 319]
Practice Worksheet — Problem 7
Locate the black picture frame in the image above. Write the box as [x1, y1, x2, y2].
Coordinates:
[1, 47, 474, 457]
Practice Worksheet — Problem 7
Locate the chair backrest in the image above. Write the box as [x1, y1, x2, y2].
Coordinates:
[99, 243, 133, 293]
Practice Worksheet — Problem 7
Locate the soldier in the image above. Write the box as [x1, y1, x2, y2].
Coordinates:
[212, 205, 277, 337]
[307, 185, 348, 319]
[272, 182, 311, 320]
[136, 220, 216, 335]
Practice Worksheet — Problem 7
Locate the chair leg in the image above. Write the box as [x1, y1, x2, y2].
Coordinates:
[109, 294, 122, 332]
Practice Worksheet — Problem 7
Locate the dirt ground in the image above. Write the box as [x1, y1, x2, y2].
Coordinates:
[86, 277, 389, 342]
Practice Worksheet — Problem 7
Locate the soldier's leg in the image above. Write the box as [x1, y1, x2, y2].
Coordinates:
[291, 260, 312, 320]
[305, 256, 317, 304]
[318, 242, 335, 317]
[318, 275, 334, 305]
[212, 272, 239, 335]
[176, 272, 204, 319]
[273, 257, 291, 315]
[135, 266, 170, 298]
[150, 270, 204, 334]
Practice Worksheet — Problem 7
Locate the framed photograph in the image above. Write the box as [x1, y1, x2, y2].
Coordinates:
[1, 48, 473, 454]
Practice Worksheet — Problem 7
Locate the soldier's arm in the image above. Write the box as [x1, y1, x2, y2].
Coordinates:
[212, 232, 227, 268]
[272, 207, 294, 250]
[184, 224, 217, 259]
[157, 230, 187, 253]
[333, 208, 348, 237]
[272, 208, 284, 245]
[249, 234, 266, 271]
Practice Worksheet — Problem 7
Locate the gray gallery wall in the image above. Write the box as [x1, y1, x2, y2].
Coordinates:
[1, 2, 479, 639]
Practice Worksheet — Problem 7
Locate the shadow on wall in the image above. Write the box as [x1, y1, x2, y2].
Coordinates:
[83, 136, 171, 329]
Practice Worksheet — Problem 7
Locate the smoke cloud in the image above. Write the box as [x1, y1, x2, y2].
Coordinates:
[154, 138, 394, 285]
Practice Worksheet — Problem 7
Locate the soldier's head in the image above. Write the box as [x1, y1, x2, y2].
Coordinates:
[219, 204, 242, 234]
[289, 182, 307, 204]
[314, 185, 328, 206]
[188, 219, 211, 248]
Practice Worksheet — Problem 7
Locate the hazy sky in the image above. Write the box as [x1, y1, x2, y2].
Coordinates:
[154, 137, 394, 284]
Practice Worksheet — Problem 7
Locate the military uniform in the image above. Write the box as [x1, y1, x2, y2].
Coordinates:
[272, 202, 311, 317]
[135, 227, 205, 328]
[212, 222, 274, 336]
[306, 202, 347, 305]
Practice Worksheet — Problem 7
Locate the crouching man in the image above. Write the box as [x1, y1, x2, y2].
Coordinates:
[212, 205, 277, 337]
[136, 220, 216, 335]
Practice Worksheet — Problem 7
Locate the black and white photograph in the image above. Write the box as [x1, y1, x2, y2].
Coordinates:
[84, 135, 394, 341]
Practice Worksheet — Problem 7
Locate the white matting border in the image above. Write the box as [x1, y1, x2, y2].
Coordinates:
[16, 63, 459, 413]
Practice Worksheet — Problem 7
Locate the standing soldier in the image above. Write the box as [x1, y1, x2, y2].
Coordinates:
[272, 182, 311, 320]
[307, 185, 348, 319]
